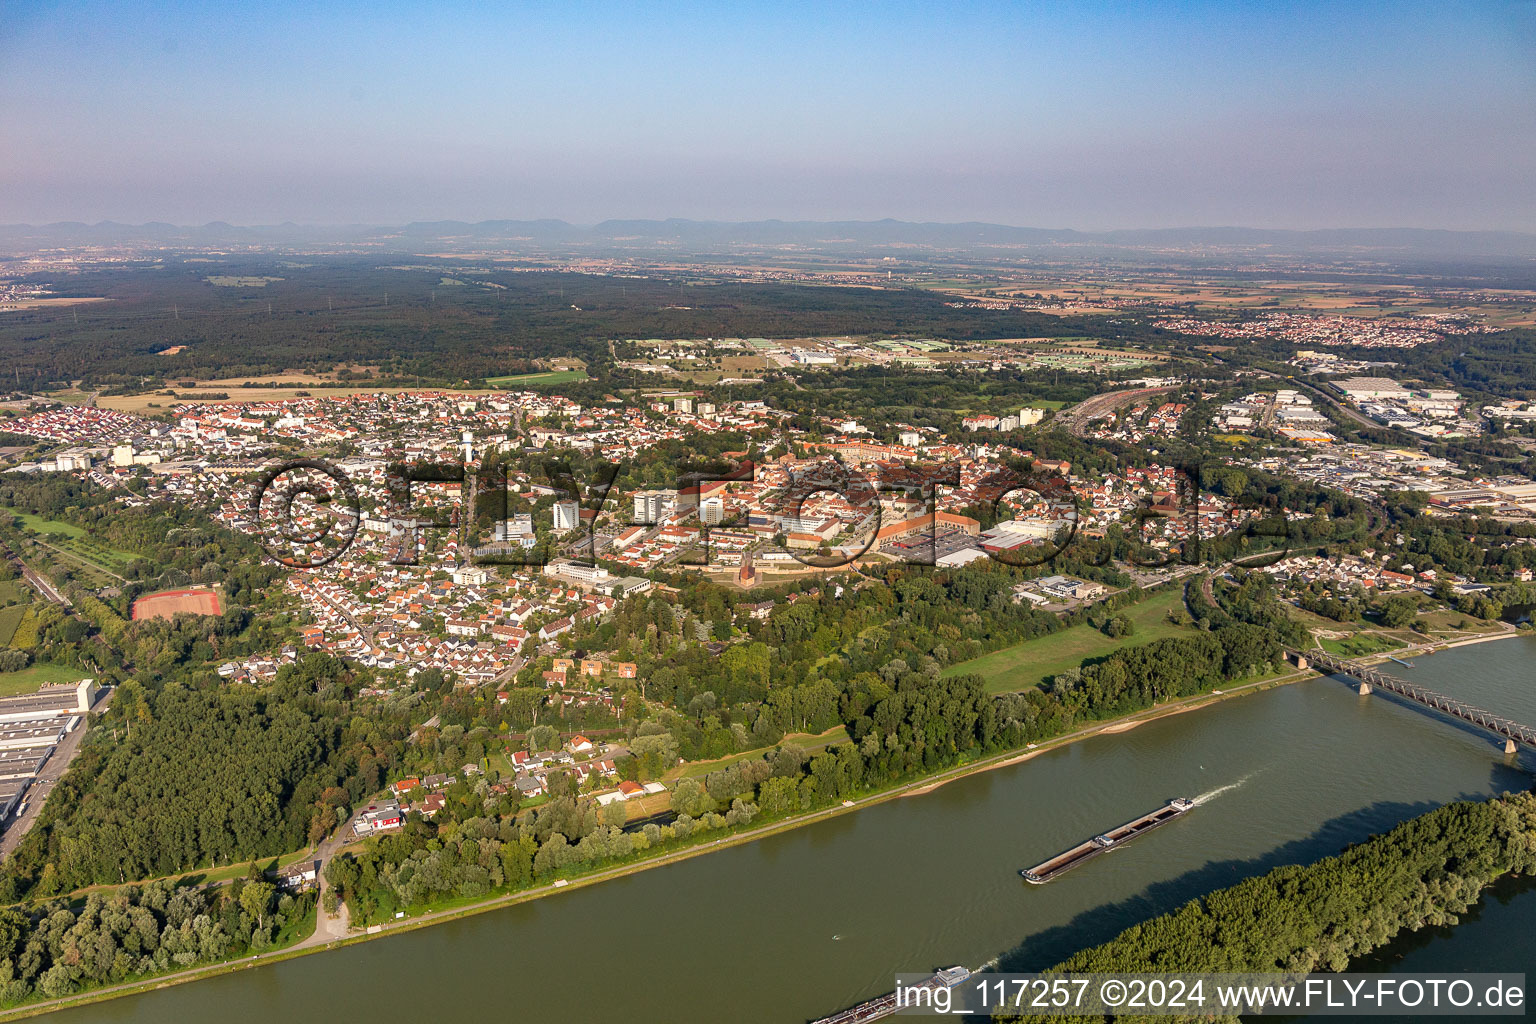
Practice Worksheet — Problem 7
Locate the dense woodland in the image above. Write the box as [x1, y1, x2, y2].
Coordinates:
[0, 261, 1115, 389]
[0, 875, 313, 1005]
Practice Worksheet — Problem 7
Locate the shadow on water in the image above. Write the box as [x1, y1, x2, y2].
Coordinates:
[989, 795, 1503, 975]
[1322, 672, 1536, 758]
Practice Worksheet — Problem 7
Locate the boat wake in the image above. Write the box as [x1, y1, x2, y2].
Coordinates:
[1194, 773, 1254, 806]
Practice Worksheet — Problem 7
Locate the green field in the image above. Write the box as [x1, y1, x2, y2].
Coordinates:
[1319, 633, 1405, 658]
[485, 369, 589, 387]
[0, 662, 89, 697]
[0, 580, 23, 605]
[0, 605, 23, 646]
[941, 586, 1193, 694]
[2, 509, 86, 539]
[1, 508, 139, 574]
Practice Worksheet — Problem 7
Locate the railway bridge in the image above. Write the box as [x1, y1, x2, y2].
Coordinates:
[1297, 648, 1536, 755]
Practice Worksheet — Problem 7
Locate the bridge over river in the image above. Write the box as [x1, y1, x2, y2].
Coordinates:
[1298, 648, 1536, 755]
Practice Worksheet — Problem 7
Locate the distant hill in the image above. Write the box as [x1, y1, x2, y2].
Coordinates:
[4, 218, 1535, 256]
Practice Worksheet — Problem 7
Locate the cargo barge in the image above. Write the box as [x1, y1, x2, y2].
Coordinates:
[1020, 797, 1195, 884]
[810, 966, 972, 1024]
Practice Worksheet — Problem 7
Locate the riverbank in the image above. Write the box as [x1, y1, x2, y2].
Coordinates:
[25, 634, 1536, 1024]
[1, 662, 1326, 1022]
[1345, 623, 1525, 667]
[995, 792, 1536, 1022]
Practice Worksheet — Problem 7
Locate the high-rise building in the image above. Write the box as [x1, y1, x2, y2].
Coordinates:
[552, 500, 580, 531]
[632, 490, 676, 524]
[700, 496, 725, 525]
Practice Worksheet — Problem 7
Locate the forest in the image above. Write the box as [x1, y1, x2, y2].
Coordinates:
[0, 259, 1108, 389]
[0, 653, 412, 903]
[0, 874, 314, 1006]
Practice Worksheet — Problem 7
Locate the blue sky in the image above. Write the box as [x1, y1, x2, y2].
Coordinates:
[3, 1, 1534, 229]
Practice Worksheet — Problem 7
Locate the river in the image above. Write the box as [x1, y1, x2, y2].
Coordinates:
[46, 635, 1536, 1023]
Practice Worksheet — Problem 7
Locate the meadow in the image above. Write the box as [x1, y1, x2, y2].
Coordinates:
[940, 586, 1192, 694]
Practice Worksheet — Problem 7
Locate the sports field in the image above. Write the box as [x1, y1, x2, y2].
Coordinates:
[130, 587, 222, 621]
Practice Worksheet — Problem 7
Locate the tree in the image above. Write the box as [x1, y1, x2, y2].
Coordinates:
[240, 880, 276, 931]
[526, 724, 558, 752]
[669, 778, 714, 818]
[1379, 595, 1418, 629]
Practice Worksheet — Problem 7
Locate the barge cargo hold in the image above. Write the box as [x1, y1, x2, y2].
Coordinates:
[1020, 797, 1195, 884]
[810, 966, 971, 1024]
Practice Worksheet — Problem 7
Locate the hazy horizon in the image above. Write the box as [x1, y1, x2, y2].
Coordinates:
[5, 1, 1535, 231]
[7, 216, 1536, 235]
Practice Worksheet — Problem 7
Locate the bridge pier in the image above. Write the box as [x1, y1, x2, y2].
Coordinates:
[1295, 648, 1536, 751]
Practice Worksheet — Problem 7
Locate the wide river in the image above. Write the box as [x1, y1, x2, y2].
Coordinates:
[49, 636, 1536, 1023]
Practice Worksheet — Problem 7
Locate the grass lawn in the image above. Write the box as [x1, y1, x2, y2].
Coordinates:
[941, 586, 1193, 694]
[485, 369, 589, 387]
[1319, 633, 1405, 658]
[1, 508, 87, 539]
[0, 606, 23, 647]
[0, 580, 24, 605]
[0, 662, 89, 697]
[1409, 609, 1507, 635]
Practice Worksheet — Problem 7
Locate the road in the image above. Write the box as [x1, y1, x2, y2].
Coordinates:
[310, 586, 378, 646]
[296, 828, 352, 948]
[0, 687, 114, 858]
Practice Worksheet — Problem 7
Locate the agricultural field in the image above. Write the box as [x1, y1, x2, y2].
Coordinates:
[664, 725, 851, 782]
[941, 586, 1193, 694]
[5, 607, 39, 649]
[96, 384, 502, 413]
[205, 275, 283, 287]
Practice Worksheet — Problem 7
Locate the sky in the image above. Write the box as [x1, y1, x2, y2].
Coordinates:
[3, 1, 1535, 230]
